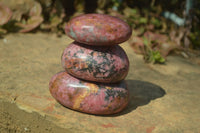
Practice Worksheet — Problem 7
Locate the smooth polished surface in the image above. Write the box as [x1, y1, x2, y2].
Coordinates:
[65, 14, 132, 46]
[49, 71, 129, 115]
[61, 41, 129, 83]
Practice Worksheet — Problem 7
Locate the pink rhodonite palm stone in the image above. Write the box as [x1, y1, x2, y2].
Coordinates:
[61, 41, 129, 83]
[65, 14, 132, 46]
[49, 71, 129, 115]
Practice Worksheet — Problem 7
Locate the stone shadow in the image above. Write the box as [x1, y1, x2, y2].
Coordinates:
[103, 79, 166, 117]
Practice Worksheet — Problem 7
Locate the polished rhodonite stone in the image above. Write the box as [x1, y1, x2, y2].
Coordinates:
[49, 71, 129, 115]
[61, 41, 129, 83]
[65, 14, 132, 46]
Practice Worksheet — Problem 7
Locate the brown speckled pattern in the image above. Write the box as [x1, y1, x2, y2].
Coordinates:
[61, 42, 129, 83]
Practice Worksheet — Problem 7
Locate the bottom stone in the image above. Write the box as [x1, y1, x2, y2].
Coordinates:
[49, 71, 129, 115]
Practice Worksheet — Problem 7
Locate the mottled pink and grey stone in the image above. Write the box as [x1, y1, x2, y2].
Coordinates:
[65, 14, 132, 46]
[61, 41, 129, 83]
[49, 71, 129, 115]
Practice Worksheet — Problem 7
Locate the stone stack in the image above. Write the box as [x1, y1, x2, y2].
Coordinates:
[49, 14, 132, 115]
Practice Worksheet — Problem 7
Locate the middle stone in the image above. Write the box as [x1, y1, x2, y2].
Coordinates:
[61, 41, 129, 83]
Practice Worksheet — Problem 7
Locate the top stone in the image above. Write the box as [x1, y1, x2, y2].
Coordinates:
[65, 14, 132, 46]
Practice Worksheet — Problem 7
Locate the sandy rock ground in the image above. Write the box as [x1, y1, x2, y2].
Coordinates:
[0, 33, 200, 133]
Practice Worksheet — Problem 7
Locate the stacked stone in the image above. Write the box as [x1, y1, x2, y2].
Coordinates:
[49, 14, 132, 115]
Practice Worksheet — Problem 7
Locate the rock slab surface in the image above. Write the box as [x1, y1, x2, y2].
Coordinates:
[1, 34, 200, 133]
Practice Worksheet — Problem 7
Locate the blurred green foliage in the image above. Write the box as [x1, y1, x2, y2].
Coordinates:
[143, 37, 166, 64]
[0, 0, 199, 63]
